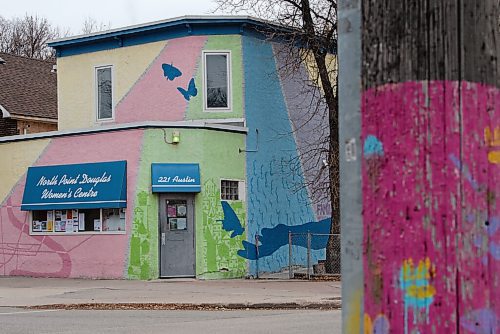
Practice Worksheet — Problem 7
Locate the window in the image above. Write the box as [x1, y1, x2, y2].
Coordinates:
[96, 66, 113, 121]
[203, 52, 231, 110]
[221, 180, 244, 201]
[30, 208, 125, 235]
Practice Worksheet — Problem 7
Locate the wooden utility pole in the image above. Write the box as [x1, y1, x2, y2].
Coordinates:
[340, 0, 499, 333]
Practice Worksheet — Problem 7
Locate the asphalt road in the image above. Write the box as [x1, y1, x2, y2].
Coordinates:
[0, 308, 341, 334]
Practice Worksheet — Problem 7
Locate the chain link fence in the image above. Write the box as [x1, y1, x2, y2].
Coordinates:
[287, 232, 340, 279]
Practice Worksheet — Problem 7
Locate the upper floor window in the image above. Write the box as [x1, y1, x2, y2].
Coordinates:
[95, 65, 113, 121]
[203, 51, 231, 111]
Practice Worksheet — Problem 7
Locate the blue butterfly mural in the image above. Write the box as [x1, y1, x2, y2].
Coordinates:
[177, 78, 198, 101]
[162, 63, 182, 81]
[217, 201, 245, 238]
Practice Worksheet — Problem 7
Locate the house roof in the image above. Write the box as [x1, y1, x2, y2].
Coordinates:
[48, 15, 294, 58]
[0, 53, 57, 121]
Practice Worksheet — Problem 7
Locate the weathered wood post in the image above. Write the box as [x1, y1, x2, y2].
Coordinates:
[340, 0, 499, 333]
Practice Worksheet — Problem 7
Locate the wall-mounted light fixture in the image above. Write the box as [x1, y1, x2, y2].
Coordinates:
[162, 129, 181, 145]
[172, 131, 180, 144]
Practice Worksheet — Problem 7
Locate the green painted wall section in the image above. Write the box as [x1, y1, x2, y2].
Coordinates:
[185, 35, 244, 120]
[128, 128, 246, 280]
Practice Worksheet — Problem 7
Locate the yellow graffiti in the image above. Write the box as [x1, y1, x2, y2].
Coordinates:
[400, 257, 436, 311]
[488, 151, 500, 164]
[400, 257, 435, 281]
[485, 126, 500, 164]
[406, 285, 436, 299]
[364, 313, 373, 334]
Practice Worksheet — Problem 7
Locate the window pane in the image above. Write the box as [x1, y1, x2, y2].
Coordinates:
[166, 200, 187, 231]
[221, 180, 239, 200]
[79, 208, 101, 232]
[102, 208, 125, 232]
[97, 67, 112, 119]
[32, 210, 51, 232]
[206, 54, 228, 108]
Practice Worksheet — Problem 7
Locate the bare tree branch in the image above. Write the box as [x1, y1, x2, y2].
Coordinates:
[214, 0, 340, 273]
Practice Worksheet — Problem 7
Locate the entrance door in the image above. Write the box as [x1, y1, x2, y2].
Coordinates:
[159, 194, 195, 277]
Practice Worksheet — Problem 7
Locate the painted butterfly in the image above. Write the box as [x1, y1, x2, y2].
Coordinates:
[177, 78, 198, 101]
[162, 63, 182, 81]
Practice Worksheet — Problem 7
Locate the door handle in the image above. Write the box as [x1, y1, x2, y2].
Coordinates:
[161, 233, 166, 246]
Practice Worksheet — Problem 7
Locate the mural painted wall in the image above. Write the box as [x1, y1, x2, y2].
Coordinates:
[362, 81, 499, 333]
[128, 128, 246, 280]
[0, 130, 143, 278]
[57, 34, 246, 131]
[57, 41, 166, 130]
[1, 31, 333, 279]
[185, 35, 244, 120]
[241, 35, 332, 274]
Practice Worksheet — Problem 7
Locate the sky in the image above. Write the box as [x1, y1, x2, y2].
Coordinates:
[1, 0, 226, 35]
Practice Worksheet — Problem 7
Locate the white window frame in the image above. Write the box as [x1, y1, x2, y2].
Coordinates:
[94, 65, 115, 122]
[29, 208, 126, 236]
[203, 51, 232, 112]
[220, 179, 245, 201]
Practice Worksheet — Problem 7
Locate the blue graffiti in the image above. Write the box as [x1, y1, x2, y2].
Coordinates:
[217, 201, 244, 238]
[237, 218, 331, 260]
[364, 135, 384, 158]
[177, 78, 197, 101]
[460, 308, 499, 334]
[448, 154, 479, 191]
[450, 155, 500, 261]
[162, 63, 182, 81]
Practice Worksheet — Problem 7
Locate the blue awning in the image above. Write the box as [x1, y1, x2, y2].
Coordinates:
[151, 163, 201, 193]
[21, 161, 127, 211]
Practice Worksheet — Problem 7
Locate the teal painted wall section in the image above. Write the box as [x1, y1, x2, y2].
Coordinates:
[241, 36, 322, 274]
[185, 35, 244, 120]
[127, 128, 247, 280]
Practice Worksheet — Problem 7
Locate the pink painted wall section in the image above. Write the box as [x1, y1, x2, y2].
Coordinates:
[0, 130, 143, 278]
[362, 81, 499, 334]
[115, 36, 207, 123]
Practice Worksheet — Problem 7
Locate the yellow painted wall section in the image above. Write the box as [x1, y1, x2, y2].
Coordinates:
[57, 41, 167, 130]
[304, 53, 337, 95]
[0, 139, 50, 203]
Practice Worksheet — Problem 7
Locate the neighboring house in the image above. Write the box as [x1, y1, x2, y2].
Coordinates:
[0, 53, 57, 136]
[0, 16, 333, 280]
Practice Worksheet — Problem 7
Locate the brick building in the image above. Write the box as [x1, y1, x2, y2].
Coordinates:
[0, 53, 57, 136]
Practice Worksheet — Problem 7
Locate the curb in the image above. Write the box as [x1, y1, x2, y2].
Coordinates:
[26, 301, 342, 311]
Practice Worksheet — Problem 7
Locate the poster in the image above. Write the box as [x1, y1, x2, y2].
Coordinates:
[73, 223, 79, 233]
[169, 218, 178, 230]
[67, 210, 72, 220]
[177, 205, 187, 217]
[47, 211, 54, 232]
[78, 213, 85, 231]
[65, 221, 73, 233]
[55, 220, 65, 232]
[33, 221, 42, 232]
[167, 205, 177, 218]
[41, 221, 47, 231]
[55, 210, 62, 221]
[176, 218, 187, 230]
[94, 219, 101, 231]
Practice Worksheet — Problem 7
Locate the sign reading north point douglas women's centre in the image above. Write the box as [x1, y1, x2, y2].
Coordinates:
[21, 161, 127, 210]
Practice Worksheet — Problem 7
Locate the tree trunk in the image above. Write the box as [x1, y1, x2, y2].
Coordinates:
[301, 0, 341, 274]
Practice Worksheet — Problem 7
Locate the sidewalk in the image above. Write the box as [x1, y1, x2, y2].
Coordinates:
[0, 277, 341, 310]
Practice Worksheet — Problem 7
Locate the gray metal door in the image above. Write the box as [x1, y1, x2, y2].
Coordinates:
[159, 194, 195, 277]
